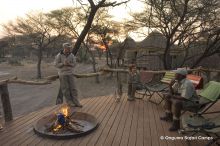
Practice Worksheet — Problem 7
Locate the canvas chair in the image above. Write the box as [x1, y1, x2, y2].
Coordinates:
[182, 81, 220, 115]
[135, 71, 155, 99]
[145, 71, 176, 104]
[187, 74, 203, 90]
[180, 114, 220, 146]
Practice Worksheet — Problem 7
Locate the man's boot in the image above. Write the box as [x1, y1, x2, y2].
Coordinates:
[169, 119, 180, 131]
[160, 112, 173, 122]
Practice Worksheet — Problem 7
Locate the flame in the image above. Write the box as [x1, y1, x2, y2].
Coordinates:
[61, 106, 69, 117]
[53, 124, 62, 132]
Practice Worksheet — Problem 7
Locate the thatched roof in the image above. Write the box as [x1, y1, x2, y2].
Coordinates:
[120, 37, 136, 50]
[109, 36, 137, 59]
[137, 31, 167, 49]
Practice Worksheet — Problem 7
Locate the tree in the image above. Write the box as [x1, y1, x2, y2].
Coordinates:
[72, 0, 130, 55]
[0, 40, 8, 58]
[89, 9, 121, 67]
[127, 0, 220, 69]
[3, 12, 64, 78]
[47, 7, 100, 83]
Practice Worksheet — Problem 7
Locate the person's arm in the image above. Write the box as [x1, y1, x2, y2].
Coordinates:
[172, 82, 195, 102]
[69, 55, 77, 67]
[181, 83, 194, 100]
[55, 54, 64, 68]
[65, 54, 76, 68]
[169, 79, 176, 94]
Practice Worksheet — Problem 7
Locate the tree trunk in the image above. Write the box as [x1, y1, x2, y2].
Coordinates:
[163, 40, 172, 70]
[85, 45, 100, 83]
[72, 7, 98, 55]
[106, 50, 109, 66]
[0, 84, 13, 122]
[37, 48, 43, 79]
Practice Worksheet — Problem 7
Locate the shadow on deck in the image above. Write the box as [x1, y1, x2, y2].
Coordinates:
[0, 94, 219, 146]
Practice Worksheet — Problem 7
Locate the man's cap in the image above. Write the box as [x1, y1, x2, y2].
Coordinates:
[63, 43, 72, 49]
[173, 68, 188, 76]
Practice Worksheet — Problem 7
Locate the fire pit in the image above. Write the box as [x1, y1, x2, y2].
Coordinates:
[34, 106, 98, 139]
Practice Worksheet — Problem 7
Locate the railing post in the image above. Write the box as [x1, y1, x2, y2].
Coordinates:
[0, 83, 13, 122]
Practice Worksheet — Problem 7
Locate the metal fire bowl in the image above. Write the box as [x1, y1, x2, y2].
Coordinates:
[34, 112, 99, 139]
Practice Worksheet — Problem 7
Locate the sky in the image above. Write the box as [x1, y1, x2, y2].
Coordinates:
[0, 0, 144, 38]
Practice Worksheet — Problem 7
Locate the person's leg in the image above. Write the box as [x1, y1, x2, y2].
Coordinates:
[160, 94, 173, 122]
[169, 100, 183, 131]
[128, 83, 136, 101]
[56, 87, 63, 105]
[68, 75, 82, 107]
[60, 75, 75, 107]
[127, 83, 133, 100]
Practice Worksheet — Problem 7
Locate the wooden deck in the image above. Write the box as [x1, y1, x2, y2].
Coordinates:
[0, 94, 216, 146]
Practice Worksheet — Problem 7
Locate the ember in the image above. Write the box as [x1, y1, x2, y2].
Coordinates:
[34, 106, 98, 139]
[46, 105, 84, 134]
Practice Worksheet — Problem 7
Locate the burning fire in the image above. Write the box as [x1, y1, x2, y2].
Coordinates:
[49, 105, 83, 133]
[52, 105, 70, 132]
[61, 106, 69, 117]
[53, 124, 62, 132]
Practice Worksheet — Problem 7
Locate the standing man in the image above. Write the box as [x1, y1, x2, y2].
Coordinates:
[160, 68, 198, 131]
[55, 43, 82, 107]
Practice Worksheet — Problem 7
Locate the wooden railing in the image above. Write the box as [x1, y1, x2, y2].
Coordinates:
[0, 66, 219, 122]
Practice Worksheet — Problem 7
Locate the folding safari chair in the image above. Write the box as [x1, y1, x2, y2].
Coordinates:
[145, 71, 176, 105]
[182, 81, 220, 115]
[187, 74, 203, 90]
[135, 71, 155, 99]
[180, 114, 220, 146]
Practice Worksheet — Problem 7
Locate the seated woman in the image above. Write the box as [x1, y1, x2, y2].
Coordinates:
[127, 64, 142, 101]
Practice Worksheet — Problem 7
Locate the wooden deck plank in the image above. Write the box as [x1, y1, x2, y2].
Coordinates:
[50, 97, 96, 146]
[156, 105, 176, 146]
[16, 97, 93, 146]
[135, 99, 144, 146]
[149, 101, 160, 146]
[71, 95, 114, 146]
[78, 95, 116, 146]
[143, 100, 152, 146]
[53, 95, 109, 146]
[119, 99, 135, 146]
[127, 99, 140, 146]
[111, 96, 131, 146]
[63, 95, 113, 146]
[103, 95, 129, 146]
[35, 96, 105, 146]
[95, 95, 126, 146]
[0, 104, 53, 135]
[0, 94, 216, 146]
[1, 106, 59, 145]
[84, 98, 122, 145]
[36, 97, 95, 146]
[152, 102, 168, 146]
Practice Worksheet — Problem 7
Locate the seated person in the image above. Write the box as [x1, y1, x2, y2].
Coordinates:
[127, 64, 142, 101]
[160, 68, 198, 131]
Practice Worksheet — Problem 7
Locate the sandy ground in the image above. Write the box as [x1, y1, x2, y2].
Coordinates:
[0, 59, 118, 118]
